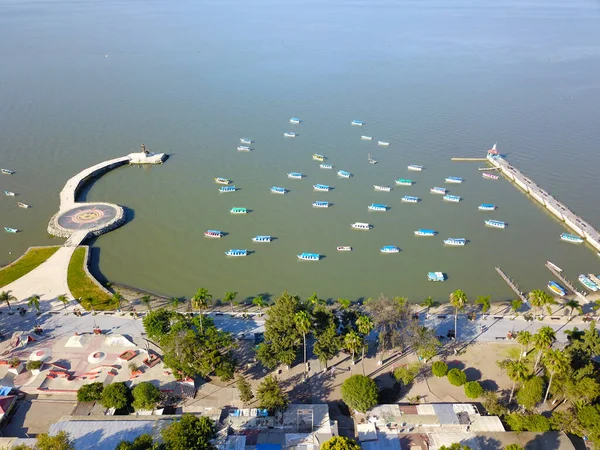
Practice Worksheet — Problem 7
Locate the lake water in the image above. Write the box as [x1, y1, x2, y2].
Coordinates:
[1, 0, 600, 303]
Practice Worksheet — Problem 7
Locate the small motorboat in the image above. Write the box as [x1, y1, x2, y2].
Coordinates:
[4, 191, 16, 196]
[4, 227, 18, 233]
[17, 202, 31, 208]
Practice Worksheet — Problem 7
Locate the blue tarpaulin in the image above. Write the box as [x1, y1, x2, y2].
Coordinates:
[256, 445, 281, 450]
[0, 386, 12, 396]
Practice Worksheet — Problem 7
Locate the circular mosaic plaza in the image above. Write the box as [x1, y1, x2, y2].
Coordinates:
[56, 204, 120, 230]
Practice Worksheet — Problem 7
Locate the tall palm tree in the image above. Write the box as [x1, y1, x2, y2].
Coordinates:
[0, 290, 16, 310]
[475, 295, 491, 314]
[140, 295, 152, 311]
[224, 291, 238, 313]
[511, 298, 523, 315]
[252, 295, 266, 315]
[420, 296, 438, 314]
[28, 295, 41, 314]
[529, 289, 554, 316]
[564, 299, 582, 319]
[504, 359, 531, 403]
[57, 294, 69, 313]
[191, 288, 212, 333]
[356, 315, 374, 375]
[169, 297, 181, 311]
[516, 331, 532, 360]
[533, 326, 557, 370]
[343, 330, 363, 369]
[449, 289, 468, 340]
[542, 349, 570, 403]
[294, 311, 312, 375]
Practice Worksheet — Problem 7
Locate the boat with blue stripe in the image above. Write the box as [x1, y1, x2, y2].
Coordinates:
[560, 233, 584, 243]
[290, 117, 301, 124]
[338, 170, 352, 178]
[445, 176, 463, 184]
[428, 272, 445, 282]
[237, 145, 252, 152]
[395, 179, 413, 186]
[313, 184, 331, 192]
[219, 186, 236, 193]
[485, 220, 506, 229]
[443, 195, 461, 202]
[298, 253, 321, 261]
[319, 163, 333, 169]
[478, 204, 496, 211]
[1, 169, 15, 175]
[444, 238, 466, 246]
[287, 172, 304, 179]
[225, 249, 248, 257]
[230, 207, 248, 214]
[271, 186, 287, 194]
[380, 245, 400, 253]
[401, 196, 419, 203]
[240, 138, 252, 144]
[252, 236, 272, 243]
[430, 187, 447, 194]
[579, 274, 599, 292]
[4, 227, 18, 233]
[548, 281, 566, 296]
[312, 201, 330, 208]
[368, 203, 388, 211]
[414, 229, 436, 236]
[351, 120, 364, 126]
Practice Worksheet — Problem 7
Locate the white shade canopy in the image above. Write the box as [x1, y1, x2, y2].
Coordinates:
[29, 348, 52, 362]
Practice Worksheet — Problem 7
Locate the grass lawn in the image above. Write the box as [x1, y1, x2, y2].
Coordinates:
[0, 246, 60, 288]
[67, 247, 113, 310]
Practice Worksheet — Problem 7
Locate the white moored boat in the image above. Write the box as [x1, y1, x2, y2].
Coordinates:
[478, 204, 496, 211]
[252, 236, 271, 243]
[443, 195, 461, 203]
[240, 138, 252, 144]
[445, 176, 463, 184]
[214, 177, 231, 185]
[401, 196, 419, 203]
[368, 203, 388, 211]
[395, 179, 413, 186]
[313, 184, 331, 192]
[298, 252, 320, 261]
[408, 164, 423, 171]
[17, 202, 31, 209]
[337, 246, 352, 252]
[290, 117, 301, 124]
[287, 172, 304, 179]
[485, 220, 506, 229]
[430, 187, 447, 194]
[351, 120, 363, 126]
[225, 249, 248, 257]
[237, 145, 251, 152]
[271, 186, 287, 194]
[338, 170, 352, 178]
[444, 238, 466, 246]
[373, 185, 391, 192]
[428, 272, 445, 282]
[284, 132, 297, 138]
[319, 163, 333, 169]
[312, 201, 330, 208]
[377, 141, 390, 147]
[380, 245, 400, 253]
[361, 135, 373, 141]
[482, 173, 499, 180]
[204, 230, 223, 238]
[414, 229, 436, 236]
[561, 233, 584, 244]
[351, 222, 371, 230]
[546, 261, 562, 272]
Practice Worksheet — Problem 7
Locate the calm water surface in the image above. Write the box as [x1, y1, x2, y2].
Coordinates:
[1, 0, 600, 303]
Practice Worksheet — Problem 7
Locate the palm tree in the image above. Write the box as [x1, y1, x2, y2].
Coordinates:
[0, 290, 16, 310]
[191, 288, 212, 333]
[449, 289, 468, 340]
[252, 295, 266, 315]
[529, 289, 554, 316]
[294, 311, 312, 375]
[111, 292, 125, 311]
[564, 299, 582, 319]
[57, 294, 69, 313]
[343, 330, 363, 369]
[533, 326, 556, 370]
[140, 295, 152, 311]
[503, 359, 531, 403]
[28, 295, 41, 314]
[511, 298, 524, 315]
[542, 349, 570, 403]
[420, 296, 438, 314]
[337, 298, 351, 310]
[224, 291, 238, 313]
[475, 295, 491, 314]
[169, 297, 181, 311]
[356, 315, 374, 375]
[307, 292, 325, 307]
[516, 331, 532, 360]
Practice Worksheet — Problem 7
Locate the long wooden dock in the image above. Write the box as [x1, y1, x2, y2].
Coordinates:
[544, 263, 589, 303]
[451, 157, 487, 161]
[495, 267, 528, 304]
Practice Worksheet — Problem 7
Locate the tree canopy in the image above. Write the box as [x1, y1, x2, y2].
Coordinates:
[320, 436, 361, 450]
[132, 382, 161, 411]
[341, 375, 378, 413]
[101, 382, 132, 410]
[256, 375, 288, 412]
[77, 382, 104, 402]
[115, 434, 157, 450]
[13, 431, 75, 450]
[516, 376, 545, 410]
[161, 414, 217, 450]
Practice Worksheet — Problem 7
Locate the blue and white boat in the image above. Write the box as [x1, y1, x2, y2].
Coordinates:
[298, 252, 321, 261]
[290, 117, 301, 124]
[373, 185, 391, 192]
[271, 186, 287, 194]
[485, 220, 506, 229]
[443, 195, 461, 203]
[319, 163, 333, 169]
[1, 169, 15, 175]
[312, 201, 330, 208]
[287, 172, 304, 179]
[560, 233, 584, 244]
[313, 184, 331, 192]
[204, 230, 223, 238]
[351, 120, 364, 126]
[338, 170, 352, 178]
[414, 229, 436, 236]
[4, 191, 16, 197]
[578, 274, 599, 292]
[368, 203, 388, 211]
[478, 204, 496, 211]
[240, 138, 252, 144]
[225, 249, 248, 257]
[4, 227, 18, 233]
[284, 132, 297, 138]
[548, 281, 566, 296]
[230, 207, 248, 214]
[427, 272, 445, 282]
[237, 145, 251, 152]
[408, 164, 423, 172]
[252, 236, 272, 243]
[430, 187, 447, 194]
[313, 154, 326, 161]
[380, 245, 400, 253]
[445, 176, 463, 184]
[219, 186, 236, 193]
[395, 179, 413, 186]
[402, 196, 419, 203]
[444, 238, 466, 246]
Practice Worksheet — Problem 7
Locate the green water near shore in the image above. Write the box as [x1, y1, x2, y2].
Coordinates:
[1, 0, 600, 302]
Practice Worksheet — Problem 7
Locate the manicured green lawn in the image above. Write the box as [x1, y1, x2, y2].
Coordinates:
[67, 247, 113, 310]
[0, 246, 60, 288]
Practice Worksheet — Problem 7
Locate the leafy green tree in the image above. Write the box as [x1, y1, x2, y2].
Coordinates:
[252, 295, 266, 314]
[294, 310, 312, 374]
[394, 363, 421, 386]
[115, 433, 157, 450]
[313, 322, 340, 370]
[320, 436, 361, 450]
[341, 375, 378, 413]
[510, 298, 523, 315]
[28, 294, 41, 313]
[505, 414, 550, 432]
[447, 368, 467, 386]
[77, 382, 104, 402]
[481, 390, 507, 416]
[449, 289, 468, 340]
[132, 382, 161, 411]
[101, 382, 132, 410]
[236, 376, 254, 406]
[576, 405, 600, 447]
[256, 292, 303, 369]
[142, 308, 174, 343]
[542, 349, 569, 403]
[344, 330, 363, 367]
[411, 326, 441, 362]
[34, 431, 75, 450]
[0, 290, 16, 310]
[169, 297, 182, 311]
[516, 376, 545, 410]
[464, 381, 484, 399]
[337, 298, 351, 310]
[565, 375, 600, 406]
[499, 358, 531, 403]
[256, 375, 288, 412]
[161, 414, 216, 450]
[504, 445, 524, 450]
[431, 361, 448, 377]
[111, 292, 125, 311]
[420, 296, 438, 312]
[550, 409, 582, 435]
[224, 291, 238, 312]
[439, 444, 472, 450]
[475, 295, 491, 313]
